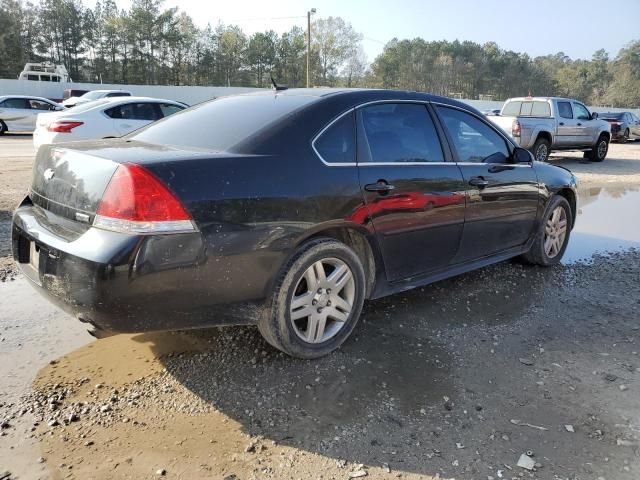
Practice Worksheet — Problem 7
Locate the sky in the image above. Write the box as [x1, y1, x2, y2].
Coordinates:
[105, 0, 639, 63]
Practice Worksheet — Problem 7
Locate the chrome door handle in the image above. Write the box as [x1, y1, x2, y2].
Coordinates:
[469, 177, 489, 188]
[364, 181, 395, 193]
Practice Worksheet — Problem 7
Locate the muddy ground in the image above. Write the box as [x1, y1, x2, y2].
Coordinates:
[1, 136, 639, 480]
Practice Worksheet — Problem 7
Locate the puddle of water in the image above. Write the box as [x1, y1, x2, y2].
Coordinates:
[563, 186, 640, 264]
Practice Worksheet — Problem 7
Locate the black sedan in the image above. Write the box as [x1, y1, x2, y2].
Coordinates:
[599, 111, 640, 142]
[12, 89, 578, 358]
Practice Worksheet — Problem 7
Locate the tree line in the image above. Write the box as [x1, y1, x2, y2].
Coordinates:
[1, 0, 638, 107]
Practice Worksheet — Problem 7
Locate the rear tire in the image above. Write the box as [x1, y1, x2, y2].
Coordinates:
[522, 195, 572, 266]
[0, 121, 6, 135]
[584, 134, 609, 162]
[258, 238, 366, 359]
[530, 137, 550, 162]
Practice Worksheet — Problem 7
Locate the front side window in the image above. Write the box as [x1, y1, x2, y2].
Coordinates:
[158, 103, 184, 118]
[314, 111, 355, 164]
[557, 102, 573, 119]
[29, 99, 52, 110]
[436, 106, 510, 163]
[358, 103, 444, 163]
[573, 103, 590, 121]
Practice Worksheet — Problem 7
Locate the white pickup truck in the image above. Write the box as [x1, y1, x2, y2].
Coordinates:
[489, 97, 611, 162]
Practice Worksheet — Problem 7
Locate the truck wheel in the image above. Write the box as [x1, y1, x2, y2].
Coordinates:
[585, 134, 609, 162]
[258, 238, 366, 359]
[530, 137, 550, 162]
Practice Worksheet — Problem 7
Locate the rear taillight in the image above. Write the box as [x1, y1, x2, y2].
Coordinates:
[47, 121, 84, 133]
[512, 119, 521, 137]
[94, 163, 195, 234]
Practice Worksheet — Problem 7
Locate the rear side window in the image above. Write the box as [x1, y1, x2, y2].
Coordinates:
[106, 92, 130, 98]
[0, 98, 30, 109]
[558, 102, 573, 119]
[437, 106, 510, 163]
[314, 112, 355, 164]
[106, 103, 160, 121]
[358, 103, 444, 163]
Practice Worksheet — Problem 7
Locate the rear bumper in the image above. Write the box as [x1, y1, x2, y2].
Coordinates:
[12, 203, 263, 334]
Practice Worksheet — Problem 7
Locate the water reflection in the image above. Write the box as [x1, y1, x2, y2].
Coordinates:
[563, 184, 640, 263]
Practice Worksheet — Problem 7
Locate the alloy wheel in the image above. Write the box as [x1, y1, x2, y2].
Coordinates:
[544, 206, 567, 258]
[289, 257, 355, 343]
[536, 144, 548, 162]
[597, 139, 608, 159]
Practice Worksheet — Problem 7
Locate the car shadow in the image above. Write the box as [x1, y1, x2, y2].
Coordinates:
[138, 261, 555, 475]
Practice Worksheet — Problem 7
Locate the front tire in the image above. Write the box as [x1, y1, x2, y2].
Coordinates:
[0, 121, 6, 135]
[523, 195, 572, 266]
[585, 134, 609, 162]
[530, 137, 550, 162]
[258, 238, 366, 358]
[621, 129, 630, 143]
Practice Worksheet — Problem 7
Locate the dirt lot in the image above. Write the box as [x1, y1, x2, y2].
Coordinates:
[1, 136, 640, 480]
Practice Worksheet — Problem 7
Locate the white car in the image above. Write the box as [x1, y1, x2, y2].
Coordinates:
[62, 89, 132, 108]
[33, 97, 187, 149]
[0, 95, 64, 134]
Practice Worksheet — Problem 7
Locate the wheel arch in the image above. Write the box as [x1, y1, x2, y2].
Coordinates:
[535, 130, 553, 145]
[295, 224, 382, 299]
[555, 188, 577, 228]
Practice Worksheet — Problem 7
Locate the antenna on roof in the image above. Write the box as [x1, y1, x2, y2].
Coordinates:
[270, 74, 288, 91]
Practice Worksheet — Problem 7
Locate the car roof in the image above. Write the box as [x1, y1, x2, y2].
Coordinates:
[238, 87, 475, 111]
[0, 95, 56, 102]
[99, 96, 183, 104]
[89, 89, 132, 94]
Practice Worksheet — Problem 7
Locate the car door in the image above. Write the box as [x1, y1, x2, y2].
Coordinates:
[572, 102, 595, 145]
[355, 102, 466, 282]
[433, 104, 539, 263]
[0, 98, 34, 131]
[555, 100, 576, 146]
[27, 99, 56, 129]
[108, 102, 161, 136]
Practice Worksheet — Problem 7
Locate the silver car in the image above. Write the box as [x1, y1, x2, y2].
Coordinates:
[0, 95, 64, 134]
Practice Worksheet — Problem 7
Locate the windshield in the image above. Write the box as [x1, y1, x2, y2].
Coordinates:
[131, 93, 319, 151]
[81, 91, 106, 100]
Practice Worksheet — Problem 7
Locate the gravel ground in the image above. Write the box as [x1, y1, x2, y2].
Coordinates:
[0, 137, 639, 479]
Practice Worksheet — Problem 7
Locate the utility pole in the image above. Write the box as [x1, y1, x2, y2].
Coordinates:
[306, 8, 316, 88]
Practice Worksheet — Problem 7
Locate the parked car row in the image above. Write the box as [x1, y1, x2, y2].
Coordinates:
[0, 92, 187, 147]
[33, 97, 186, 149]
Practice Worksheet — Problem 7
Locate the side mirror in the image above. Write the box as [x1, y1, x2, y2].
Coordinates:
[513, 147, 533, 163]
[591, 112, 598, 120]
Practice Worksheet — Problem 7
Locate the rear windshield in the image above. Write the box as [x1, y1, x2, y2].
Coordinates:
[131, 93, 319, 151]
[600, 112, 624, 120]
[502, 100, 551, 117]
[70, 99, 110, 113]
